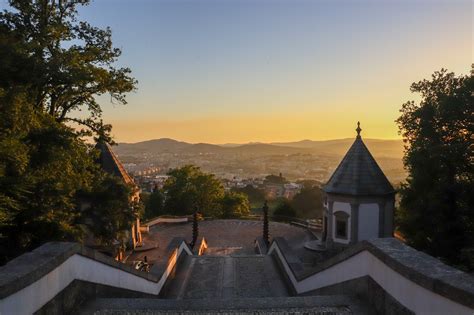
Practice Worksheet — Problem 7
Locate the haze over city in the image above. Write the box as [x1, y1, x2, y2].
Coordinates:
[66, 0, 472, 143]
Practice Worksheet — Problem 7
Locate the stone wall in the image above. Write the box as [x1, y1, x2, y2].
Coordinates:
[0, 240, 192, 314]
[269, 237, 474, 314]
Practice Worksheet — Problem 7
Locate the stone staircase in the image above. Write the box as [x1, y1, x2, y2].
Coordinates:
[161, 255, 288, 299]
[79, 254, 373, 314]
[79, 295, 370, 314]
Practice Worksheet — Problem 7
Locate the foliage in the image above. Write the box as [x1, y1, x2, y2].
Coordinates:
[79, 175, 136, 247]
[273, 200, 296, 218]
[221, 192, 250, 218]
[396, 68, 474, 270]
[0, 1, 136, 262]
[0, 0, 136, 142]
[291, 186, 323, 219]
[163, 165, 225, 216]
[264, 173, 287, 185]
[143, 189, 164, 220]
[0, 91, 94, 261]
[232, 184, 266, 204]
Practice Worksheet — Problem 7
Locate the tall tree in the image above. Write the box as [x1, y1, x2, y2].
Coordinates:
[163, 165, 225, 216]
[262, 201, 269, 246]
[396, 68, 473, 269]
[0, 0, 136, 262]
[0, 0, 136, 141]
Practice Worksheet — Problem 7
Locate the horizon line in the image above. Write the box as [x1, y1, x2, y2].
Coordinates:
[116, 136, 404, 145]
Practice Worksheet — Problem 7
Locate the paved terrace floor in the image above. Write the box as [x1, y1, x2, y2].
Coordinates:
[127, 219, 314, 264]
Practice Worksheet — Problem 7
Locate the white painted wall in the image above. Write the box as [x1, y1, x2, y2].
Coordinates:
[268, 243, 473, 315]
[332, 202, 351, 244]
[358, 203, 379, 241]
[0, 242, 192, 315]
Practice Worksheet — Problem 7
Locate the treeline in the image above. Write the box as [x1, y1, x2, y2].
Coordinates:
[143, 168, 324, 220]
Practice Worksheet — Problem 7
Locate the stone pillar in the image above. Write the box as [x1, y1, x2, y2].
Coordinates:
[350, 203, 359, 244]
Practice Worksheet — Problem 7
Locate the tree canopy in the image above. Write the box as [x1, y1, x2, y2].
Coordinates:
[221, 191, 250, 219]
[0, 0, 136, 141]
[273, 200, 296, 218]
[0, 0, 137, 263]
[291, 186, 323, 219]
[162, 165, 251, 219]
[163, 165, 225, 217]
[232, 184, 266, 204]
[264, 173, 287, 185]
[396, 68, 473, 270]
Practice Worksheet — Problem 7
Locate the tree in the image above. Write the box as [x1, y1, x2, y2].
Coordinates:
[396, 68, 473, 269]
[0, 0, 136, 141]
[262, 201, 269, 245]
[143, 189, 164, 220]
[273, 200, 296, 218]
[233, 184, 266, 204]
[0, 1, 136, 262]
[291, 186, 323, 219]
[79, 175, 136, 248]
[163, 165, 225, 216]
[221, 192, 250, 218]
[264, 174, 287, 185]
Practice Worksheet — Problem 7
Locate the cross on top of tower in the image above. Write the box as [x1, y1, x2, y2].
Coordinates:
[356, 121, 362, 137]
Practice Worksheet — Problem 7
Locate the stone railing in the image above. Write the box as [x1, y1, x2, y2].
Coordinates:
[0, 239, 193, 314]
[143, 215, 189, 230]
[269, 237, 474, 315]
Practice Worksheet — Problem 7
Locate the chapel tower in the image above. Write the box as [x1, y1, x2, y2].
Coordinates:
[321, 122, 395, 247]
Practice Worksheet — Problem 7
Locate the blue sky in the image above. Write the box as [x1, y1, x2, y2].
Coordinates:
[1, 0, 472, 142]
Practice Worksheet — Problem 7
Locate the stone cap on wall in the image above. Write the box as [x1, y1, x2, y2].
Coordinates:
[272, 237, 474, 309]
[0, 240, 192, 299]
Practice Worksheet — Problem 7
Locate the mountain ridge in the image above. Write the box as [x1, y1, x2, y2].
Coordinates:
[115, 138, 404, 158]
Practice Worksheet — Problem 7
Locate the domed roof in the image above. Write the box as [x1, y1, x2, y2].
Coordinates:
[323, 123, 394, 196]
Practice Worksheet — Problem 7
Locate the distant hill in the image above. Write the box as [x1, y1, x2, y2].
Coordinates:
[271, 138, 404, 158]
[115, 138, 404, 158]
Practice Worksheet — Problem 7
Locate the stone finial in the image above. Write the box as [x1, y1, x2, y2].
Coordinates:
[356, 121, 362, 137]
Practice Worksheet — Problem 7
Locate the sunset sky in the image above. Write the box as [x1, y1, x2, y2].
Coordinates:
[28, 0, 474, 143]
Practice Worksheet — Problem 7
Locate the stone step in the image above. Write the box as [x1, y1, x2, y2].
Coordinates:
[79, 295, 370, 314]
[161, 255, 289, 299]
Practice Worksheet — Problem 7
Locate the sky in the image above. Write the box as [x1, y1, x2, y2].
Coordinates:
[4, 0, 473, 143]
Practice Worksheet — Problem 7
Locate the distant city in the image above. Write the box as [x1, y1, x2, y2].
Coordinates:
[115, 137, 406, 193]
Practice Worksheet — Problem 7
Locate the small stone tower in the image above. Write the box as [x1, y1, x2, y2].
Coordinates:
[321, 122, 395, 247]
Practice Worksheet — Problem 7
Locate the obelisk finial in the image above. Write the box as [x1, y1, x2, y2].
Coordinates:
[356, 121, 362, 137]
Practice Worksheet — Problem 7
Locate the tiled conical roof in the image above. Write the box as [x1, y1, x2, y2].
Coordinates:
[95, 142, 135, 185]
[323, 123, 394, 196]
